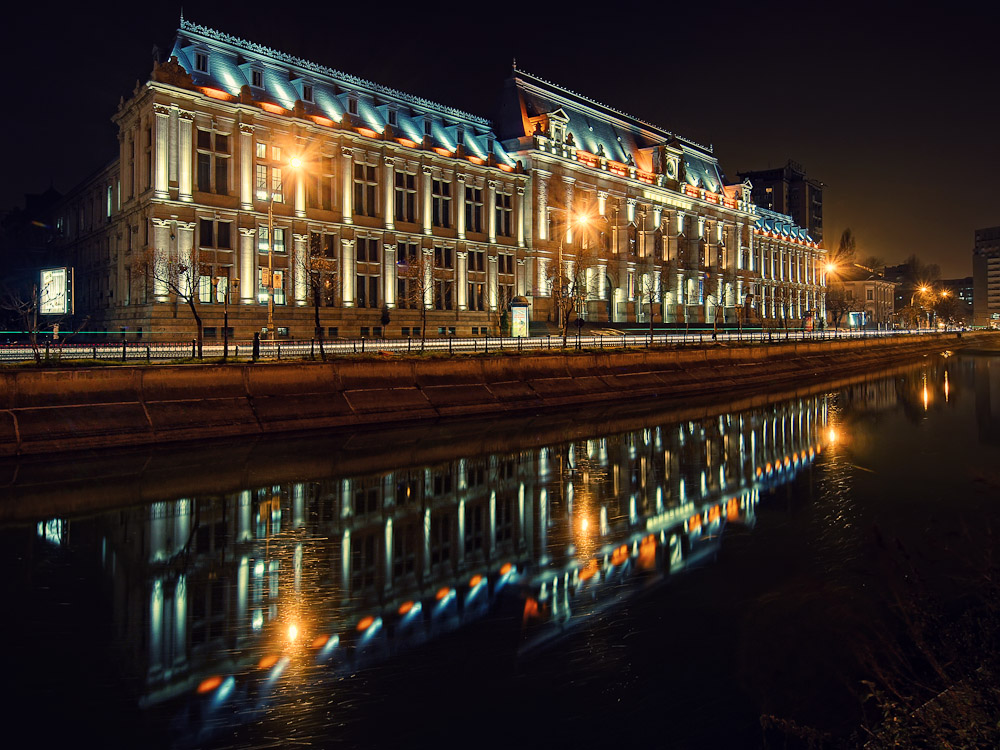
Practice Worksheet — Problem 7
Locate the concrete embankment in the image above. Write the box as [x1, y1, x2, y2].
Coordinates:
[0, 332, 987, 457]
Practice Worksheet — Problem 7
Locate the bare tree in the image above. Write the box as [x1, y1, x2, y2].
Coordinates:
[547, 247, 600, 346]
[0, 280, 90, 363]
[133, 247, 204, 357]
[638, 253, 663, 339]
[302, 233, 338, 360]
[396, 247, 433, 350]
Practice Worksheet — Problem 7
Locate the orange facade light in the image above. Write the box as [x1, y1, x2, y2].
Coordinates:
[197, 675, 223, 693]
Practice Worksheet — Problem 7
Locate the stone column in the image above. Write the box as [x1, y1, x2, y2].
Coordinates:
[456, 174, 467, 240]
[384, 156, 395, 230]
[239, 124, 254, 210]
[341, 238, 356, 307]
[517, 258, 527, 296]
[487, 180, 498, 243]
[457, 250, 468, 310]
[178, 111, 194, 203]
[626, 197, 636, 224]
[153, 104, 169, 199]
[341, 147, 354, 224]
[239, 227, 256, 303]
[597, 190, 608, 217]
[535, 170, 550, 241]
[422, 167, 433, 235]
[293, 233, 307, 305]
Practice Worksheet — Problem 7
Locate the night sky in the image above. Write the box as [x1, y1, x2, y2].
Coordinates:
[5, 2, 994, 277]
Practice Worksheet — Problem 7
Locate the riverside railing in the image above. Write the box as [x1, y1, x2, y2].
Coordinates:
[0, 328, 951, 364]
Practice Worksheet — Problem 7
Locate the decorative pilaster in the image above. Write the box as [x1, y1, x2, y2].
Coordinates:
[562, 177, 575, 243]
[487, 180, 498, 244]
[178, 111, 194, 202]
[516, 258, 527, 296]
[341, 239, 356, 306]
[177, 221, 196, 299]
[239, 227, 256, 303]
[384, 157, 395, 230]
[239, 124, 254, 210]
[341, 147, 354, 224]
[515, 185, 526, 248]
[383, 243, 397, 307]
[294, 173, 305, 219]
[422, 248, 434, 308]
[153, 105, 169, 199]
[488, 254, 498, 311]
[152, 219, 171, 302]
[597, 190, 608, 217]
[456, 173, 467, 239]
[293, 234, 307, 305]
[457, 250, 468, 310]
[422, 166, 432, 235]
[626, 197, 636, 224]
[535, 171, 550, 241]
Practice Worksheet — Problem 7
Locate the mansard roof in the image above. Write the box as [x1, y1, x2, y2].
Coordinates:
[498, 69, 723, 187]
[755, 207, 818, 246]
[169, 17, 515, 167]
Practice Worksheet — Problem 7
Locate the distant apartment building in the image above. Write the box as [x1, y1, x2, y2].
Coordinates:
[736, 160, 824, 244]
[974, 227, 1000, 327]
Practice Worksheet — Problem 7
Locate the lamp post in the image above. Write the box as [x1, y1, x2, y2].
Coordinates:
[266, 156, 303, 341]
[547, 207, 591, 337]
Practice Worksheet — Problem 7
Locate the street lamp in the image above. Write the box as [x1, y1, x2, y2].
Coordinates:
[265, 155, 303, 340]
[548, 208, 591, 334]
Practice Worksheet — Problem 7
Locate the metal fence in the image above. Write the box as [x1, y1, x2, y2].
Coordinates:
[0, 328, 951, 364]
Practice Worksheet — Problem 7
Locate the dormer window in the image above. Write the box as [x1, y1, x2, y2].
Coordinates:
[302, 84, 313, 102]
[424, 118, 433, 137]
[194, 52, 208, 73]
[388, 109, 397, 127]
[348, 97, 358, 115]
[251, 69, 263, 88]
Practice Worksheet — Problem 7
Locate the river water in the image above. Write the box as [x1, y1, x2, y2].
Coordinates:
[2, 351, 998, 748]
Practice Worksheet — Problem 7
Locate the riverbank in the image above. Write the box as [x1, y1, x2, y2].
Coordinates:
[0, 331, 990, 457]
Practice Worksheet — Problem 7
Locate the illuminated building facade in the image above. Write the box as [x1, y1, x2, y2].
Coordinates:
[50, 17, 825, 340]
[496, 71, 826, 327]
[55, 17, 527, 341]
[973, 227, 1000, 328]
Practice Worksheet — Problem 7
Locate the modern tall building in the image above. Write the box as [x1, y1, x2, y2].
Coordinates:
[973, 227, 1000, 328]
[44, 17, 825, 342]
[736, 160, 824, 243]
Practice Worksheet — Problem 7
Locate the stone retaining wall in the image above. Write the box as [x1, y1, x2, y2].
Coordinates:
[0, 333, 983, 457]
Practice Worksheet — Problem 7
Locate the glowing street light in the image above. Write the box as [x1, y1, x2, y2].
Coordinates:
[266, 156, 305, 340]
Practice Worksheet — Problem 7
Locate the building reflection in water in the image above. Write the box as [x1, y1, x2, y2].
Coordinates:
[34, 394, 830, 743]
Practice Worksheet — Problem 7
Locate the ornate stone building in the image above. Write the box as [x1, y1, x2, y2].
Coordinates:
[50, 18, 824, 341]
[496, 70, 826, 328]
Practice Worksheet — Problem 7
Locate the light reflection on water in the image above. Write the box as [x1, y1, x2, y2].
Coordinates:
[3, 352, 999, 748]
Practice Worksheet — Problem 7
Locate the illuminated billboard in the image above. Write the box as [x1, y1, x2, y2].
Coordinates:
[39, 267, 72, 315]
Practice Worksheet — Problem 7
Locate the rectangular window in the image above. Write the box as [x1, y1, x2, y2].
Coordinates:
[434, 246, 453, 269]
[495, 192, 513, 237]
[465, 187, 483, 233]
[435, 280, 453, 310]
[394, 171, 416, 223]
[271, 167, 283, 203]
[348, 98, 358, 115]
[255, 164, 268, 200]
[302, 84, 313, 102]
[354, 163, 378, 217]
[498, 253, 514, 275]
[195, 52, 208, 72]
[196, 130, 229, 195]
[258, 269, 285, 305]
[432, 179, 451, 228]
[251, 69, 263, 88]
[357, 237, 379, 263]
[388, 110, 397, 126]
[356, 274, 379, 308]
[256, 142, 267, 159]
